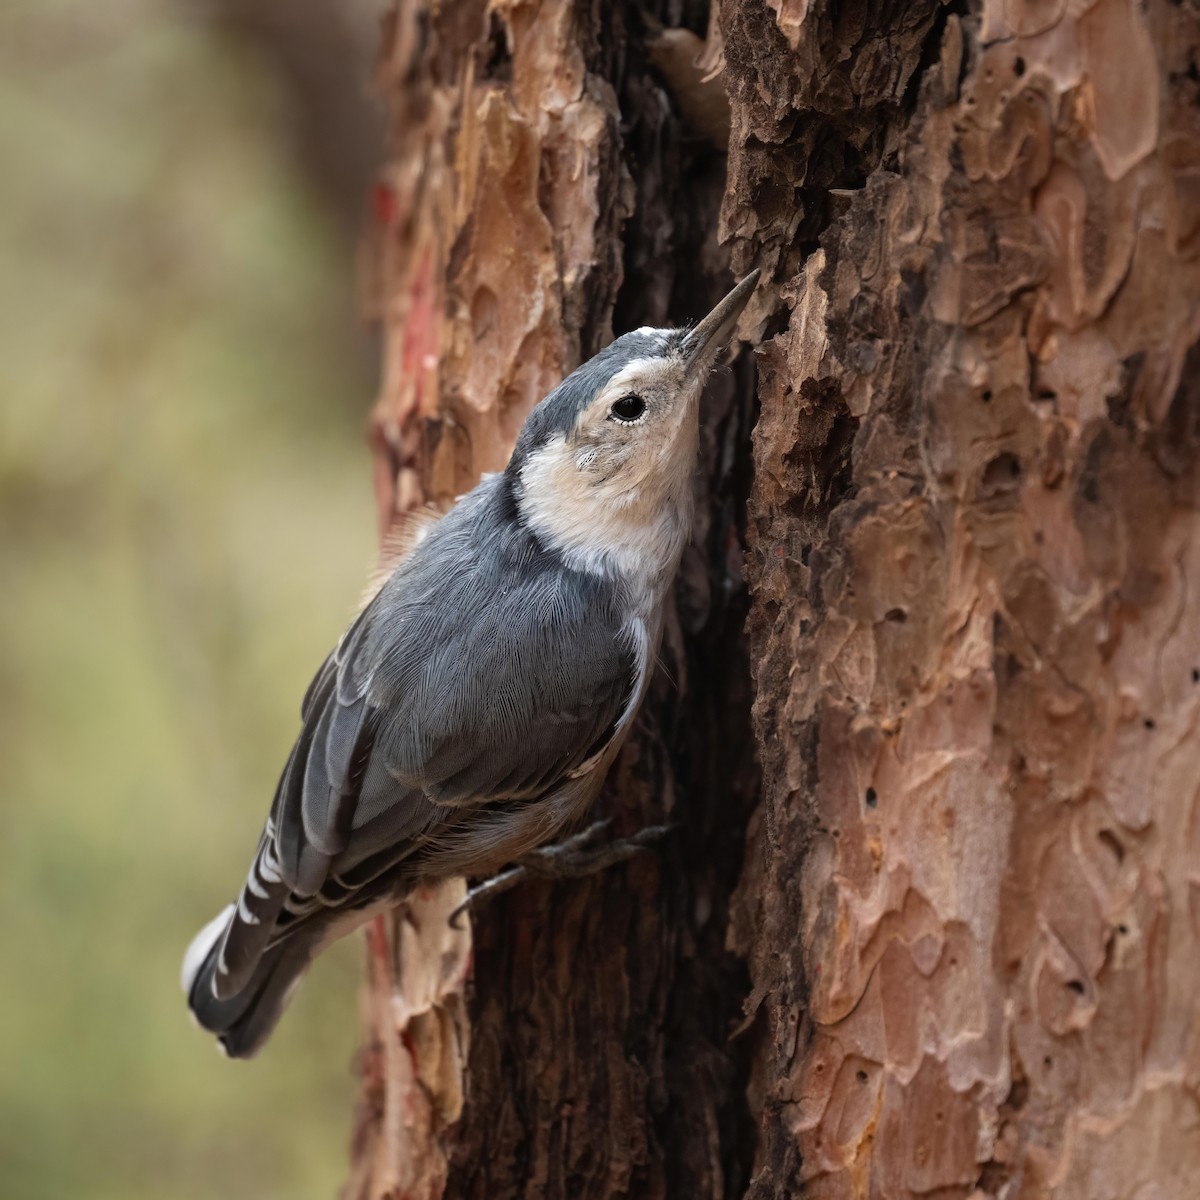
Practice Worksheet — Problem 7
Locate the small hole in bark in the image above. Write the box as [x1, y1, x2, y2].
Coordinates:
[865, 787, 878, 808]
[885, 607, 907, 623]
[1067, 979, 1085, 995]
[1098, 829, 1125, 863]
[981, 452, 1023, 498]
[981, 388, 993, 402]
[1144, 717, 1156, 729]
[856, 1070, 868, 1084]
[1192, 668, 1199, 683]
[1118, 924, 1129, 935]
[1043, 1056, 1053, 1069]
[1013, 56, 1026, 76]
[1037, 387, 1057, 401]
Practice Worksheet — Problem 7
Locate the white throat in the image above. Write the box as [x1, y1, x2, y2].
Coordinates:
[516, 439, 693, 605]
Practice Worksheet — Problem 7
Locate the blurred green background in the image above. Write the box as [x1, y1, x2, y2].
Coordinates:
[0, 1, 386, 1196]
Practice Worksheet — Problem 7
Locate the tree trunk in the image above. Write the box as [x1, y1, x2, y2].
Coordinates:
[347, 2, 1200, 1198]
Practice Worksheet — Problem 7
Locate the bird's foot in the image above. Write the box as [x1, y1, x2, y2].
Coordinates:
[449, 819, 673, 928]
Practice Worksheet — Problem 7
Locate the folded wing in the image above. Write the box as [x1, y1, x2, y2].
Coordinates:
[187, 479, 640, 1043]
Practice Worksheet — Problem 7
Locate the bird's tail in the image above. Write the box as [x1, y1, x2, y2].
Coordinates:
[181, 906, 315, 1059]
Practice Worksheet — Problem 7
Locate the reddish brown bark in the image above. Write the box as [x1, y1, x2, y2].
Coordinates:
[349, 2, 1200, 1197]
[349, 3, 756, 1197]
[729, 1, 1200, 1195]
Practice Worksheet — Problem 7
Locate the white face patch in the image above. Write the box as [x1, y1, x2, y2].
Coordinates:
[519, 433, 691, 597]
[516, 351, 703, 597]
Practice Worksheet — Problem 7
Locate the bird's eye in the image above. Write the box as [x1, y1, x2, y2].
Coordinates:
[610, 394, 646, 422]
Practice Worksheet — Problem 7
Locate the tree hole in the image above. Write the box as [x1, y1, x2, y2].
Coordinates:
[865, 787, 878, 808]
[980, 452, 1022, 500]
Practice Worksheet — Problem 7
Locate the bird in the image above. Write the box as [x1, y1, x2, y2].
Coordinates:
[182, 268, 760, 1058]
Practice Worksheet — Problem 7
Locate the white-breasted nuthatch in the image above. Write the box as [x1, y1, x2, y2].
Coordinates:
[182, 269, 760, 1057]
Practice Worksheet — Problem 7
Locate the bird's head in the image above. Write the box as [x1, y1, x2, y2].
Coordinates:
[509, 269, 759, 582]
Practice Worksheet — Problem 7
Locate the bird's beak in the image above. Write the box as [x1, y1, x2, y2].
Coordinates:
[681, 267, 761, 377]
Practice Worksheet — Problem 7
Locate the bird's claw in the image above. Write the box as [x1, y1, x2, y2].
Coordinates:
[448, 819, 675, 929]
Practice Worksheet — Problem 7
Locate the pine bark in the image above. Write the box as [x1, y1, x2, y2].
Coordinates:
[348, 2, 1200, 1198]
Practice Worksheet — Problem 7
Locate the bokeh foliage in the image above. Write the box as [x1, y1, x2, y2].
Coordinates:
[0, 2, 378, 1196]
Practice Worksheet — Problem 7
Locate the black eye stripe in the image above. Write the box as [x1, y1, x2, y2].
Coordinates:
[610, 394, 646, 422]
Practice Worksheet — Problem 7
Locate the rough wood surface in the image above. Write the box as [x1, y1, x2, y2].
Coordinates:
[348, 0, 1200, 1197]
[350, 3, 759, 1197]
[726, 0, 1200, 1196]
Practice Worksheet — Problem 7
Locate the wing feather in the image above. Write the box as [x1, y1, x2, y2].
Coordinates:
[209, 476, 641, 999]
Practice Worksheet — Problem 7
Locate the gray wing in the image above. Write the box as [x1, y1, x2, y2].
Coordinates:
[210, 480, 638, 999]
[369, 541, 638, 807]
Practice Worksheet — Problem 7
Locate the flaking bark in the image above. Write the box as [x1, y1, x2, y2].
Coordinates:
[350, 3, 756, 1197]
[728, 0, 1200, 1196]
[349, 1, 1200, 1197]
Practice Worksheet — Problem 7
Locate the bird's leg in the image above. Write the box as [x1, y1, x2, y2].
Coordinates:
[518, 819, 674, 877]
[449, 819, 673, 928]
